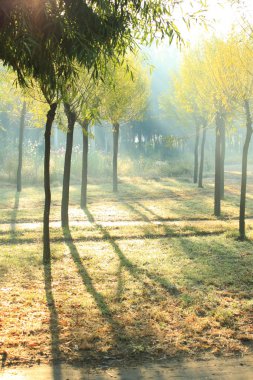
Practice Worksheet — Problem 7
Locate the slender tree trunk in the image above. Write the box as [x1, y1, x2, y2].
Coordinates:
[61, 103, 76, 228]
[138, 129, 142, 153]
[214, 114, 222, 217]
[194, 124, 200, 184]
[81, 119, 89, 209]
[113, 122, 119, 193]
[198, 124, 207, 188]
[220, 118, 226, 200]
[17, 101, 26, 192]
[43, 103, 57, 264]
[239, 100, 252, 240]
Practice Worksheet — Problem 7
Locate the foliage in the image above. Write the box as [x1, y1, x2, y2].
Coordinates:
[99, 55, 151, 125]
[162, 33, 253, 134]
[0, 1, 206, 91]
[0, 66, 48, 128]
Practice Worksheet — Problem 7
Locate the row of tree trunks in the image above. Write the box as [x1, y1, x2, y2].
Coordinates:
[16, 101, 27, 192]
[38, 99, 253, 261]
[214, 113, 226, 217]
[214, 114, 222, 217]
[61, 103, 76, 228]
[62, 118, 117, 224]
[198, 124, 207, 188]
[81, 119, 89, 209]
[113, 122, 120, 193]
[220, 117, 226, 200]
[239, 99, 252, 240]
[193, 121, 207, 188]
[193, 124, 200, 184]
[43, 102, 57, 264]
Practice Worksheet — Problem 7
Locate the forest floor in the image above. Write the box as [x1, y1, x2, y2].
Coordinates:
[1, 173, 253, 370]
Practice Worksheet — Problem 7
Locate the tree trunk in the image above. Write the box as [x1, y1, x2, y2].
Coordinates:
[239, 100, 252, 240]
[220, 117, 226, 200]
[198, 124, 207, 188]
[43, 103, 57, 264]
[61, 103, 76, 228]
[138, 129, 142, 153]
[214, 114, 222, 217]
[16, 101, 26, 192]
[194, 124, 200, 184]
[113, 122, 119, 193]
[81, 119, 89, 209]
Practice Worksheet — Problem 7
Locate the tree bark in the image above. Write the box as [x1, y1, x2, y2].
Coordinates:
[80, 119, 89, 209]
[239, 100, 252, 240]
[113, 122, 119, 193]
[198, 123, 207, 188]
[43, 103, 57, 264]
[61, 103, 76, 228]
[220, 117, 226, 200]
[214, 114, 222, 217]
[194, 124, 200, 184]
[16, 101, 26, 192]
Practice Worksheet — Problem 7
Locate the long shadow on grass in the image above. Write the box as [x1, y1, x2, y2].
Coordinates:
[117, 197, 161, 239]
[83, 208, 179, 296]
[121, 180, 215, 222]
[177, 236, 253, 290]
[135, 200, 218, 223]
[63, 227, 113, 317]
[1, 228, 226, 246]
[43, 263, 62, 380]
[119, 179, 181, 199]
[135, 201, 164, 221]
[117, 198, 150, 223]
[9, 192, 20, 241]
[62, 227, 145, 366]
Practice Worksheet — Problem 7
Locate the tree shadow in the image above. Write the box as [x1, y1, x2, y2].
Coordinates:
[83, 208, 180, 297]
[44, 263, 62, 380]
[113, 180, 181, 202]
[116, 262, 124, 301]
[62, 222, 181, 365]
[135, 201, 164, 221]
[176, 236, 253, 291]
[63, 227, 113, 318]
[118, 197, 150, 223]
[62, 227, 139, 356]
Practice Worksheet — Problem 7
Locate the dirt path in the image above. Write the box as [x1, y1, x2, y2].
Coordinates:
[1, 356, 253, 379]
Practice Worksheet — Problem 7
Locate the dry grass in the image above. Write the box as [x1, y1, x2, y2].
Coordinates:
[1, 175, 253, 368]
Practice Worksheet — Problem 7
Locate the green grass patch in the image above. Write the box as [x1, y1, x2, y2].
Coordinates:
[1, 176, 253, 367]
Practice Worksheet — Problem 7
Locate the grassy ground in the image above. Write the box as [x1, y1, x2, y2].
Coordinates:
[1, 174, 253, 368]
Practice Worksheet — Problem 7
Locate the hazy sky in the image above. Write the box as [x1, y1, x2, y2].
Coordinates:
[181, 0, 253, 44]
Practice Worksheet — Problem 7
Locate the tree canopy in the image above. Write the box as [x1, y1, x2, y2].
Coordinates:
[0, 0, 205, 89]
[100, 56, 150, 126]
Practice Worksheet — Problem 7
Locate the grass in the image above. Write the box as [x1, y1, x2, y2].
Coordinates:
[1, 174, 253, 368]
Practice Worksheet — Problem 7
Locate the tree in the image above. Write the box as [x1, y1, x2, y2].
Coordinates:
[0, 1, 206, 88]
[217, 34, 253, 238]
[198, 119, 207, 188]
[59, 69, 100, 227]
[16, 101, 26, 192]
[61, 102, 76, 228]
[100, 56, 150, 192]
[199, 39, 235, 215]
[0, 68, 47, 192]
[177, 40, 234, 215]
[79, 86, 101, 209]
[0, 0, 206, 262]
[170, 51, 210, 187]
